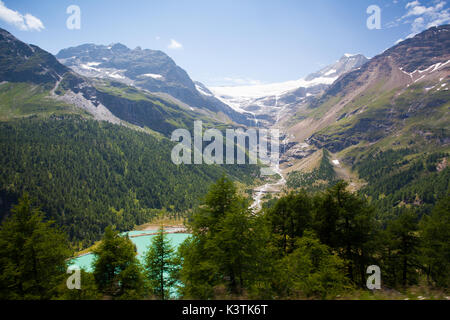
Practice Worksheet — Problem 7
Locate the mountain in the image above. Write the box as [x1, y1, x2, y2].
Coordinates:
[0, 28, 259, 245]
[304, 54, 368, 81]
[0, 28, 233, 136]
[297, 25, 450, 150]
[0, 29, 68, 88]
[56, 43, 252, 125]
[284, 25, 450, 215]
[209, 54, 368, 126]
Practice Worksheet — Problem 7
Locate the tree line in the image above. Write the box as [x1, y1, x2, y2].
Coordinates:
[0, 176, 448, 300]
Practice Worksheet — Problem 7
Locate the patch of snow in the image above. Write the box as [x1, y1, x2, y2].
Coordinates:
[324, 69, 337, 76]
[211, 94, 254, 114]
[418, 63, 437, 74]
[434, 59, 450, 71]
[332, 160, 340, 166]
[195, 84, 213, 97]
[401, 60, 450, 82]
[413, 60, 450, 75]
[399, 68, 413, 79]
[107, 71, 125, 79]
[414, 75, 425, 83]
[80, 64, 101, 72]
[86, 62, 101, 67]
[140, 73, 163, 80]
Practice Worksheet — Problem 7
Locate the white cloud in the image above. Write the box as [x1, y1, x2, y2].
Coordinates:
[405, 4, 433, 17]
[391, 1, 450, 39]
[406, 1, 420, 9]
[24, 13, 44, 31]
[168, 39, 183, 50]
[0, 1, 44, 31]
[411, 16, 426, 34]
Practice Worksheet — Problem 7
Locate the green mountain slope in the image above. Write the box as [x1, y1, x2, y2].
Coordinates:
[0, 82, 84, 120]
[0, 115, 258, 246]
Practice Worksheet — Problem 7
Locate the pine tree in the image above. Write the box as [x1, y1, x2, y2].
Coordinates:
[419, 195, 450, 287]
[0, 194, 71, 300]
[279, 231, 350, 299]
[313, 181, 377, 286]
[179, 175, 258, 297]
[265, 191, 313, 254]
[384, 210, 421, 287]
[144, 226, 177, 300]
[92, 226, 146, 299]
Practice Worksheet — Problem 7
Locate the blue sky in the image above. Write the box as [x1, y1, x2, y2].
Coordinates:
[0, 0, 449, 86]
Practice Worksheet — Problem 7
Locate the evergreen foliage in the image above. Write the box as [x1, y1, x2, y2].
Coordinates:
[0, 194, 70, 299]
[92, 226, 146, 299]
[144, 226, 178, 300]
[0, 116, 258, 246]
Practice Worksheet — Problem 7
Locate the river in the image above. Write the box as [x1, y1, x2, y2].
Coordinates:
[250, 94, 288, 211]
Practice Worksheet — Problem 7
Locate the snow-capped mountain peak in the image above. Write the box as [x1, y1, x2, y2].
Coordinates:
[206, 53, 369, 126]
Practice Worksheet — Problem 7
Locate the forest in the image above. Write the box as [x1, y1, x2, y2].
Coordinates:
[0, 176, 448, 300]
[353, 148, 450, 220]
[0, 115, 258, 247]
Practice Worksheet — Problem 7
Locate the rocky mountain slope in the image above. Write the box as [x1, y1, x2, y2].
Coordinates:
[295, 25, 450, 151]
[56, 43, 253, 125]
[0, 29, 68, 88]
[283, 25, 449, 214]
[0, 28, 230, 136]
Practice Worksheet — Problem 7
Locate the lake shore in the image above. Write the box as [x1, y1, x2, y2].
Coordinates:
[134, 217, 186, 232]
[71, 219, 187, 259]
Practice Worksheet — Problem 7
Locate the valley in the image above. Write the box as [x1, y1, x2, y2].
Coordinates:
[0, 22, 449, 301]
[1, 24, 449, 224]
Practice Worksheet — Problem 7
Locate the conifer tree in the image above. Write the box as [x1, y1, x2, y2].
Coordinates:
[419, 195, 450, 287]
[384, 210, 421, 287]
[0, 194, 70, 300]
[144, 226, 177, 300]
[92, 226, 146, 299]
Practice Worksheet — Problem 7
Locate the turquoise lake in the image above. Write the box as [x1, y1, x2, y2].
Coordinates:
[69, 231, 191, 272]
